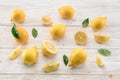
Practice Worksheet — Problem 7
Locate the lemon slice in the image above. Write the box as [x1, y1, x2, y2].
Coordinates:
[41, 16, 52, 26]
[43, 62, 59, 73]
[96, 55, 104, 67]
[74, 31, 88, 45]
[41, 40, 57, 57]
[94, 34, 110, 44]
[9, 45, 22, 59]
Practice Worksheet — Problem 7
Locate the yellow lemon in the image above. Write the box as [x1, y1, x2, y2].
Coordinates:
[50, 24, 66, 39]
[22, 46, 38, 65]
[41, 16, 52, 26]
[74, 31, 88, 45]
[94, 34, 110, 44]
[11, 8, 25, 23]
[9, 45, 22, 59]
[91, 17, 107, 31]
[96, 55, 104, 67]
[13, 26, 29, 44]
[69, 48, 87, 67]
[43, 62, 59, 73]
[41, 40, 57, 57]
[58, 5, 74, 19]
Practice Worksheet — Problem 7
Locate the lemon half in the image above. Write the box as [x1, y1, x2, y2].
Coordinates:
[41, 40, 57, 57]
[41, 16, 52, 26]
[74, 31, 88, 45]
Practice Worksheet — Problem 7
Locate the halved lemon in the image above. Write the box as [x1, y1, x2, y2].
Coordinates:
[41, 16, 52, 26]
[41, 40, 57, 57]
[96, 55, 104, 67]
[74, 31, 88, 45]
[94, 34, 110, 44]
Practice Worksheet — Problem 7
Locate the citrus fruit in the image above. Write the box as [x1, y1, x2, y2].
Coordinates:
[74, 31, 88, 45]
[14, 26, 29, 44]
[11, 8, 25, 23]
[94, 34, 110, 44]
[69, 48, 87, 67]
[58, 5, 74, 19]
[43, 62, 59, 73]
[41, 16, 52, 26]
[91, 17, 107, 31]
[96, 55, 104, 67]
[9, 45, 22, 59]
[50, 24, 66, 39]
[41, 40, 57, 57]
[22, 46, 38, 65]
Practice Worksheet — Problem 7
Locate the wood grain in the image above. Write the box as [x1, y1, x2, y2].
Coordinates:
[0, 0, 120, 79]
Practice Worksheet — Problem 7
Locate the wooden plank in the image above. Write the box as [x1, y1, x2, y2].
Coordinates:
[0, 26, 120, 48]
[0, 74, 119, 80]
[0, 48, 120, 74]
[0, 0, 120, 26]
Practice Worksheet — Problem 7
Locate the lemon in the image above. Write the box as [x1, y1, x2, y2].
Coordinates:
[91, 17, 107, 31]
[22, 46, 38, 65]
[58, 5, 74, 19]
[11, 8, 25, 23]
[74, 31, 88, 45]
[14, 26, 29, 44]
[94, 34, 110, 44]
[50, 24, 66, 39]
[96, 55, 104, 67]
[41, 16, 52, 26]
[43, 62, 59, 73]
[41, 40, 57, 57]
[69, 48, 87, 67]
[9, 45, 22, 59]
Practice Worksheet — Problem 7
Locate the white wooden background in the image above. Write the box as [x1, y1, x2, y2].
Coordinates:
[0, 0, 120, 80]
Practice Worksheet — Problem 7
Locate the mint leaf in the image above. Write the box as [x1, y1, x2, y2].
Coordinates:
[98, 48, 111, 56]
[82, 18, 89, 27]
[32, 28, 38, 38]
[63, 55, 69, 66]
[11, 24, 19, 39]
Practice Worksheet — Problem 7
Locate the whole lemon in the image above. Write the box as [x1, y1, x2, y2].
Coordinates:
[22, 46, 38, 65]
[58, 5, 74, 19]
[11, 8, 25, 23]
[50, 24, 66, 39]
[14, 26, 29, 44]
[69, 48, 87, 67]
[91, 17, 107, 31]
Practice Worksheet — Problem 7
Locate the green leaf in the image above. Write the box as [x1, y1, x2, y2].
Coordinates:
[32, 28, 38, 38]
[98, 48, 111, 56]
[11, 24, 19, 39]
[82, 18, 89, 27]
[63, 55, 69, 66]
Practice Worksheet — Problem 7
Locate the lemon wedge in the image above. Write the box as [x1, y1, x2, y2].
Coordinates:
[96, 55, 104, 67]
[9, 45, 22, 59]
[43, 62, 59, 73]
[94, 34, 110, 44]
